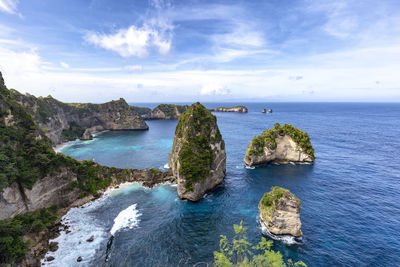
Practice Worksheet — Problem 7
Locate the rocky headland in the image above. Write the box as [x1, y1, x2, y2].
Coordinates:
[169, 102, 226, 201]
[244, 123, 315, 166]
[0, 72, 173, 266]
[259, 186, 302, 237]
[211, 105, 248, 113]
[143, 104, 188, 120]
[9, 90, 148, 145]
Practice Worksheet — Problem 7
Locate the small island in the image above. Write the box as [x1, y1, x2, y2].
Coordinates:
[259, 186, 302, 237]
[143, 104, 188, 120]
[169, 102, 226, 201]
[244, 123, 314, 166]
[211, 105, 248, 113]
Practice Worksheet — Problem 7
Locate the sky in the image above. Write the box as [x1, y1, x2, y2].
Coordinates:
[0, 0, 399, 103]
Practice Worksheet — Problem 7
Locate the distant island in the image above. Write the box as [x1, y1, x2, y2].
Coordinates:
[143, 104, 188, 120]
[211, 105, 248, 113]
[244, 123, 315, 166]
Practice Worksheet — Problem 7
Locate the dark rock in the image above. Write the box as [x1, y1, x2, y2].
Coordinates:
[77, 256, 83, 262]
[86, 235, 94, 242]
[49, 241, 58, 252]
[46, 256, 55, 262]
[0, 71, 4, 88]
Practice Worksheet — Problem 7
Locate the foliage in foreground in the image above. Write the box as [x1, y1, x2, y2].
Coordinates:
[0, 207, 58, 264]
[214, 221, 306, 267]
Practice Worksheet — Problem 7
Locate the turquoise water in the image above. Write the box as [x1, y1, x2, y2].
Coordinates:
[53, 103, 400, 266]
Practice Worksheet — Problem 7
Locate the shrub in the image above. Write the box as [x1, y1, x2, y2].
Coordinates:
[214, 221, 306, 267]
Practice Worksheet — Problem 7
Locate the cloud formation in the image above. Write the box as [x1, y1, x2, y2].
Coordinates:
[0, 0, 18, 14]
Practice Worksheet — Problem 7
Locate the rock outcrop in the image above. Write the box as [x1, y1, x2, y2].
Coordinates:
[259, 186, 302, 237]
[10, 90, 148, 145]
[262, 108, 266, 113]
[0, 167, 174, 220]
[169, 102, 226, 201]
[144, 104, 188, 120]
[244, 123, 315, 166]
[211, 105, 248, 113]
[0, 71, 4, 88]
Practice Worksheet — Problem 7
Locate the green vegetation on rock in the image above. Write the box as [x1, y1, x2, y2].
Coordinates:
[172, 102, 223, 191]
[214, 221, 306, 267]
[246, 123, 314, 159]
[131, 106, 151, 116]
[156, 104, 188, 117]
[61, 122, 85, 141]
[0, 206, 58, 264]
[259, 186, 300, 222]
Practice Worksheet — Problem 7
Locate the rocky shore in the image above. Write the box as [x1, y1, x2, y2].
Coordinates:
[259, 186, 302, 237]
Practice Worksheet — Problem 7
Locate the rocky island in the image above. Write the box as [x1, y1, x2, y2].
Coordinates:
[0, 72, 173, 266]
[143, 104, 188, 120]
[10, 90, 148, 145]
[259, 186, 302, 237]
[211, 105, 248, 113]
[169, 102, 226, 201]
[244, 123, 314, 166]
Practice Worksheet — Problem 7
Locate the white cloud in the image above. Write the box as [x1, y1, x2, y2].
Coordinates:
[200, 84, 230, 96]
[60, 62, 70, 69]
[0, 0, 18, 14]
[123, 65, 143, 72]
[85, 22, 172, 58]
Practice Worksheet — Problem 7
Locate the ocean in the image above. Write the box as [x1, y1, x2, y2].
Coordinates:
[44, 103, 400, 266]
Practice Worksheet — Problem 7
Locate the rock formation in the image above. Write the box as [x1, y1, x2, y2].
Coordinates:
[211, 105, 248, 113]
[244, 123, 314, 166]
[10, 90, 148, 145]
[144, 104, 188, 120]
[259, 186, 302, 237]
[0, 71, 174, 265]
[169, 102, 226, 201]
[262, 108, 266, 113]
[0, 71, 4, 88]
[267, 109, 273, 113]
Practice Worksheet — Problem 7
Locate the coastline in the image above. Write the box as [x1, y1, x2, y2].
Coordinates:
[36, 178, 176, 265]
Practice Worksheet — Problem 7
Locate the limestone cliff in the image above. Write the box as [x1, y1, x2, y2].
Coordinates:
[10, 90, 148, 145]
[169, 102, 226, 201]
[144, 104, 188, 120]
[259, 186, 302, 237]
[244, 123, 314, 166]
[211, 105, 248, 113]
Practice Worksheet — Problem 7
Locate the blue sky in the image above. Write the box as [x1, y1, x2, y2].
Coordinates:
[0, 0, 399, 102]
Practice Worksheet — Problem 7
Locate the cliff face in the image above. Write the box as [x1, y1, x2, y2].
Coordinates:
[211, 105, 248, 113]
[10, 90, 148, 145]
[144, 104, 188, 120]
[0, 167, 174, 220]
[244, 123, 314, 166]
[259, 187, 302, 237]
[169, 102, 226, 201]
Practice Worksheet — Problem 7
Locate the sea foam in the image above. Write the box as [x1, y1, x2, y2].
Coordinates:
[110, 204, 142, 236]
[258, 217, 302, 246]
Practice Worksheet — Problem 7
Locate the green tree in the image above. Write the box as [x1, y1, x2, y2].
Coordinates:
[214, 221, 306, 267]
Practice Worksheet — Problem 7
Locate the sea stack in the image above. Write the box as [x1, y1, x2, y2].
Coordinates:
[262, 108, 266, 113]
[259, 186, 302, 237]
[244, 123, 314, 166]
[169, 102, 226, 201]
[211, 105, 248, 113]
[0, 71, 4, 88]
[267, 109, 273, 113]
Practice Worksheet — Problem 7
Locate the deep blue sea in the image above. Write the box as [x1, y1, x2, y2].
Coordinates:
[45, 103, 400, 267]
